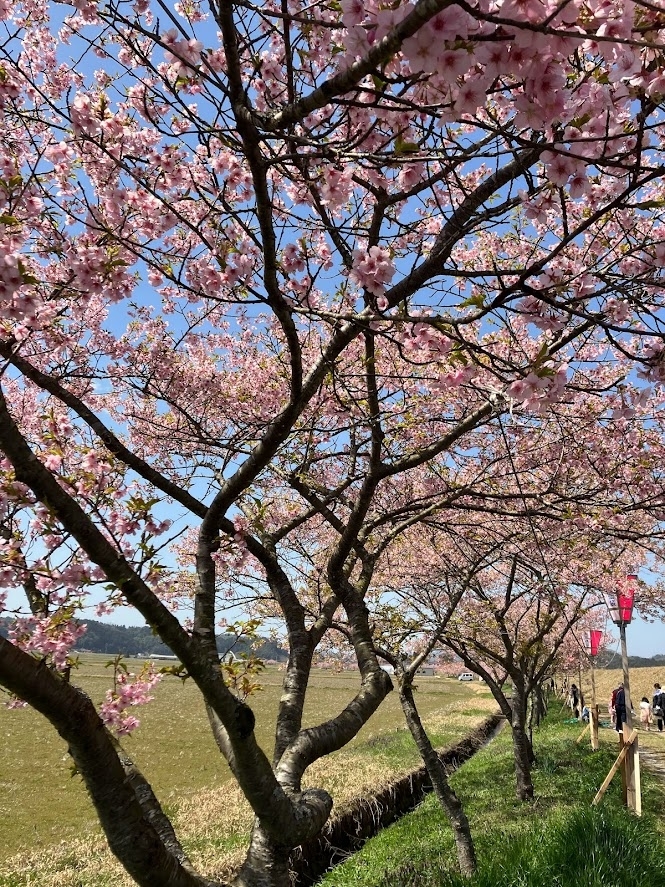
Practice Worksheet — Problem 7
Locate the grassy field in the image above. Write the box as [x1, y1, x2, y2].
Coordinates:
[320, 705, 665, 887]
[5, 660, 660, 887]
[0, 655, 495, 886]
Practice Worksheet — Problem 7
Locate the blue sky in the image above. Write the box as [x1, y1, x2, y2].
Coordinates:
[608, 613, 665, 659]
[84, 599, 665, 657]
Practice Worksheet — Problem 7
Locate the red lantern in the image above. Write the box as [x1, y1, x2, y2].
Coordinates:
[617, 574, 637, 625]
[587, 629, 602, 657]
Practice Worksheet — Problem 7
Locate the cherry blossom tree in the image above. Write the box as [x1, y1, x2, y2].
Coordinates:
[369, 536, 484, 877]
[362, 516, 643, 860]
[4, 0, 665, 885]
[287, 392, 665, 872]
[438, 547, 645, 801]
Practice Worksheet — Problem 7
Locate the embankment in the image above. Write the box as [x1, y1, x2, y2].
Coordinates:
[290, 711, 505, 885]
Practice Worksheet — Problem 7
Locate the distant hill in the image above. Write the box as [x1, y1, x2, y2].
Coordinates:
[597, 651, 665, 669]
[0, 617, 287, 661]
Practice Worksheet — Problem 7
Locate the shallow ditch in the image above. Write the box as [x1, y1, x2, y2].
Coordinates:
[289, 712, 505, 885]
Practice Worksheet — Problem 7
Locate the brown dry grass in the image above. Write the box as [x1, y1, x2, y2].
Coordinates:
[575, 665, 665, 717]
[0, 660, 493, 886]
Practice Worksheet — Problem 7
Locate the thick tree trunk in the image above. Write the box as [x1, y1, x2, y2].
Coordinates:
[399, 681, 477, 877]
[510, 690, 535, 801]
[0, 639, 210, 887]
[232, 821, 292, 887]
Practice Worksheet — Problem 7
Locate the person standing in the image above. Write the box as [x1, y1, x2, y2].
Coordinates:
[614, 683, 627, 733]
[653, 683, 665, 733]
[639, 697, 652, 731]
[569, 683, 580, 719]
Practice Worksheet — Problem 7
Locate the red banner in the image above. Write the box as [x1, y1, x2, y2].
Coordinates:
[588, 629, 602, 657]
[617, 574, 637, 624]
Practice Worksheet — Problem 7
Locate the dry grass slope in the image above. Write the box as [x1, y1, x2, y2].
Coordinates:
[576, 665, 665, 717]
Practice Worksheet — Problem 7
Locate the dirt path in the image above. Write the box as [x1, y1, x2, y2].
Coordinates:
[638, 730, 665, 781]
[638, 730, 665, 839]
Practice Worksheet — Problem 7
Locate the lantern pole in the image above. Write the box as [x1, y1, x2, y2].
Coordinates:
[590, 647, 599, 751]
[619, 618, 642, 815]
[615, 575, 641, 816]
[587, 629, 602, 751]
[593, 576, 642, 815]
[620, 621, 633, 731]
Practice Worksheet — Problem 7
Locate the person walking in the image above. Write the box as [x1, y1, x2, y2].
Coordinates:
[639, 697, 652, 731]
[653, 683, 665, 733]
[614, 684, 627, 733]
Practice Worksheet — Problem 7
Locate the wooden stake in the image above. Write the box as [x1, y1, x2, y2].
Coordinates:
[576, 723, 590, 744]
[624, 722, 641, 817]
[592, 729, 637, 807]
[590, 705, 600, 752]
[620, 730, 628, 806]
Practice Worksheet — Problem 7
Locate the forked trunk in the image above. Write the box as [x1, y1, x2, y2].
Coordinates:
[399, 681, 477, 877]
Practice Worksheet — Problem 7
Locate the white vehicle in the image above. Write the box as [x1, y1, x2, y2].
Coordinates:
[458, 672, 474, 681]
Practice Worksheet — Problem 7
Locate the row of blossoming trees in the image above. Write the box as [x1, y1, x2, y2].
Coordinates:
[2, 0, 665, 884]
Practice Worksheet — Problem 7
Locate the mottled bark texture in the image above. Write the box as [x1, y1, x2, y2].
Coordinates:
[233, 823, 293, 887]
[510, 688, 535, 802]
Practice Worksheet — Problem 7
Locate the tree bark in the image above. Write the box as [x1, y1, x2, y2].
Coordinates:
[399, 680, 477, 876]
[232, 822, 292, 887]
[510, 689, 535, 801]
[533, 684, 548, 726]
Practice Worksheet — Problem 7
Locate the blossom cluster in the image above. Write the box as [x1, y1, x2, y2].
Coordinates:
[0, 253, 24, 306]
[507, 365, 569, 412]
[349, 247, 395, 301]
[99, 666, 162, 736]
[162, 29, 203, 78]
[9, 614, 87, 672]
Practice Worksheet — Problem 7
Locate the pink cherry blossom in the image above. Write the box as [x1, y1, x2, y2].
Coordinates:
[319, 167, 353, 209]
[2, 1, 665, 879]
[341, 0, 364, 27]
[100, 666, 161, 735]
[349, 246, 395, 297]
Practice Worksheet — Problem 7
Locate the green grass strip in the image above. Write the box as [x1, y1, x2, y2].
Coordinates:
[321, 713, 665, 887]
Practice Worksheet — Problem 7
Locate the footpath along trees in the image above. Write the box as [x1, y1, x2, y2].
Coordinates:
[4, 1, 665, 885]
[440, 553, 634, 800]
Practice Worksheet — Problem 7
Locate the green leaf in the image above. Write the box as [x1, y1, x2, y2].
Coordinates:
[459, 292, 485, 309]
[448, 347, 468, 367]
[394, 135, 420, 155]
[633, 199, 665, 210]
[568, 114, 592, 129]
[532, 342, 550, 368]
